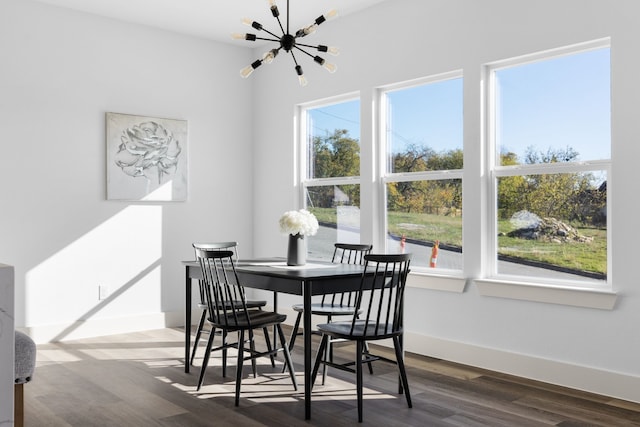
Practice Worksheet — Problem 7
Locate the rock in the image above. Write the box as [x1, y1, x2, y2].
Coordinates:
[506, 212, 593, 243]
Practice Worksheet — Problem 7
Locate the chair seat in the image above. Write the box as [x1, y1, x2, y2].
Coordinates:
[317, 320, 403, 341]
[292, 302, 359, 316]
[197, 299, 267, 310]
[209, 310, 286, 331]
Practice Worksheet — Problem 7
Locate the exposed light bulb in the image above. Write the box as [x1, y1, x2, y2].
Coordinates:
[268, 0, 279, 17]
[242, 18, 262, 30]
[313, 55, 336, 73]
[327, 46, 340, 56]
[303, 24, 317, 35]
[295, 65, 307, 87]
[262, 49, 278, 64]
[318, 45, 340, 56]
[323, 62, 337, 73]
[240, 60, 262, 78]
[240, 65, 255, 78]
[314, 9, 337, 26]
[232, 33, 256, 41]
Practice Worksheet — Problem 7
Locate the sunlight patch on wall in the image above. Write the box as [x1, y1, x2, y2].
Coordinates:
[25, 205, 163, 333]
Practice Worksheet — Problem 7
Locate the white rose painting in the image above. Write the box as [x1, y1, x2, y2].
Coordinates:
[106, 112, 188, 201]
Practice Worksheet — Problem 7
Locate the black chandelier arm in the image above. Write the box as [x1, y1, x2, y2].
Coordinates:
[256, 26, 282, 40]
[295, 42, 328, 51]
[293, 45, 318, 60]
[288, 50, 301, 67]
[294, 42, 318, 49]
[272, 9, 285, 35]
[254, 36, 281, 43]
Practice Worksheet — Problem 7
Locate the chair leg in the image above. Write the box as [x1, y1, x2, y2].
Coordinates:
[288, 311, 302, 352]
[222, 330, 228, 377]
[276, 324, 298, 391]
[363, 341, 374, 374]
[392, 335, 412, 408]
[356, 340, 364, 423]
[283, 311, 302, 373]
[14, 383, 24, 427]
[322, 335, 330, 385]
[311, 334, 329, 388]
[249, 329, 257, 378]
[235, 329, 245, 406]
[263, 327, 276, 368]
[196, 328, 217, 390]
[190, 309, 207, 366]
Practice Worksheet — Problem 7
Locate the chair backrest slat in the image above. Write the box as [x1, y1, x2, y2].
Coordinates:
[193, 244, 251, 329]
[193, 242, 239, 304]
[349, 253, 411, 337]
[323, 243, 373, 307]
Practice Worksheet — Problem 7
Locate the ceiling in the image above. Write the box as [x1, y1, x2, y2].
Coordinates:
[34, 0, 389, 45]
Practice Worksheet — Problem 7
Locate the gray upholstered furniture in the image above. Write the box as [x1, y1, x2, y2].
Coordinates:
[15, 331, 36, 427]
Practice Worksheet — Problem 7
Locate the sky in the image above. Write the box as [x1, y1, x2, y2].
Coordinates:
[307, 46, 610, 164]
[496, 47, 610, 162]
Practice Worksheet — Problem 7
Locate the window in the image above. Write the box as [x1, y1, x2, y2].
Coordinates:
[300, 96, 361, 260]
[488, 40, 610, 286]
[380, 73, 464, 271]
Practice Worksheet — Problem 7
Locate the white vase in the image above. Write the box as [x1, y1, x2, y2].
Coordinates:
[287, 233, 306, 266]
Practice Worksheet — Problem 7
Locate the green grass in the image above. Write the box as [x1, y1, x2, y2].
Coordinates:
[309, 207, 606, 275]
[497, 222, 606, 275]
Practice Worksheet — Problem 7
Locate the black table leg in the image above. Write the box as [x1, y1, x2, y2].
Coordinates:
[303, 280, 312, 420]
[185, 269, 192, 374]
[273, 291, 278, 355]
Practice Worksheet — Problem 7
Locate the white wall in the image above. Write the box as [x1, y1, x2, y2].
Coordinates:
[0, 0, 255, 340]
[250, 0, 640, 403]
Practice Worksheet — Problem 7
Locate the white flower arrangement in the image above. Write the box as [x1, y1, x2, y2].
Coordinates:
[279, 209, 319, 236]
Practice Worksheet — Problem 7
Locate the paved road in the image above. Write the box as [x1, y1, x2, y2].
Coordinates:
[308, 225, 603, 284]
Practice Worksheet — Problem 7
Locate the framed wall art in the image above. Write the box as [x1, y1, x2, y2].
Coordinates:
[106, 112, 188, 201]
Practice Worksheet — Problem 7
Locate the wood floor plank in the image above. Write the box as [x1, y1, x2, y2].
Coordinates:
[22, 328, 640, 426]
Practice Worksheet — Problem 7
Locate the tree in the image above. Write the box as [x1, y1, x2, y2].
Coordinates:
[498, 146, 605, 226]
[498, 151, 527, 219]
[312, 129, 359, 178]
[389, 146, 463, 214]
[311, 129, 360, 208]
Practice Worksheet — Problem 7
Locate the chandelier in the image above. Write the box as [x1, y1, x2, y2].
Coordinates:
[232, 0, 339, 86]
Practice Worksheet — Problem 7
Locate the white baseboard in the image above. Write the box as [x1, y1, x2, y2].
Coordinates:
[403, 331, 640, 405]
[21, 313, 178, 344]
[21, 311, 640, 405]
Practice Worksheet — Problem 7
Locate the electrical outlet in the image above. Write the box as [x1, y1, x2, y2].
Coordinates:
[98, 285, 109, 300]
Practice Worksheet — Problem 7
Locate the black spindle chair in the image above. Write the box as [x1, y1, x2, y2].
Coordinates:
[193, 245, 297, 404]
[190, 242, 273, 376]
[286, 243, 373, 382]
[311, 253, 412, 423]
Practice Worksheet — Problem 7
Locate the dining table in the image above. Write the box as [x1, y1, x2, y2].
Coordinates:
[182, 258, 366, 420]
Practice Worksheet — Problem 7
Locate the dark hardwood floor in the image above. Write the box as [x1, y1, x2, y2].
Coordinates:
[23, 327, 640, 426]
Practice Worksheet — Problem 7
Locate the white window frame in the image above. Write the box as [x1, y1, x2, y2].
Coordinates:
[378, 71, 465, 277]
[298, 93, 362, 253]
[299, 92, 361, 192]
[477, 38, 616, 309]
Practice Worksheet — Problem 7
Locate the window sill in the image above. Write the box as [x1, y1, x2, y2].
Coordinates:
[407, 271, 466, 293]
[474, 278, 617, 310]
